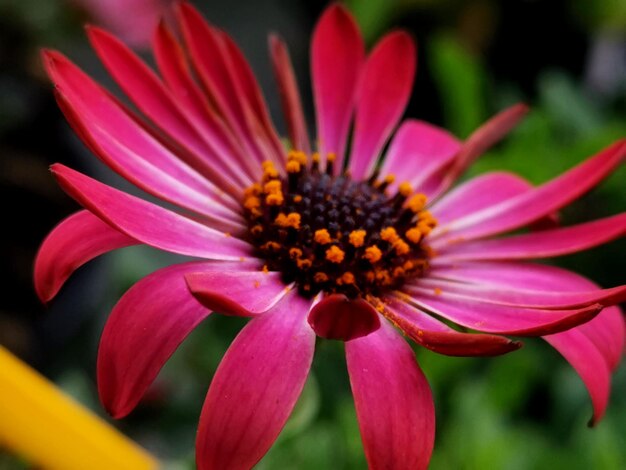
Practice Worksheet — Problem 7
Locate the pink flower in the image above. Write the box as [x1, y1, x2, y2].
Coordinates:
[70, 0, 171, 49]
[35, 3, 625, 469]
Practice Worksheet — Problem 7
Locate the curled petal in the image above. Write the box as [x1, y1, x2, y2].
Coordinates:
[34, 210, 136, 303]
[403, 289, 602, 336]
[311, 4, 365, 168]
[307, 294, 380, 340]
[196, 290, 315, 470]
[349, 31, 416, 179]
[185, 270, 290, 316]
[544, 329, 611, 425]
[346, 320, 435, 470]
[98, 262, 224, 418]
[383, 295, 520, 356]
[52, 164, 252, 260]
[428, 261, 625, 368]
[414, 278, 626, 310]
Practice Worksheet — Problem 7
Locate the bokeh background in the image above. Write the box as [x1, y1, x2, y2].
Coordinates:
[1, 0, 626, 468]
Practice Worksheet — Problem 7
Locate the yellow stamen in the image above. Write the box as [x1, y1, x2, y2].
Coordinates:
[243, 196, 261, 210]
[405, 227, 422, 244]
[394, 240, 410, 255]
[289, 248, 303, 259]
[380, 227, 399, 243]
[243, 183, 262, 197]
[288, 150, 307, 165]
[407, 194, 427, 212]
[314, 272, 329, 283]
[398, 182, 412, 197]
[263, 179, 281, 193]
[338, 272, 355, 285]
[314, 229, 332, 245]
[286, 212, 301, 229]
[297, 258, 312, 269]
[262, 161, 279, 179]
[293, 195, 302, 203]
[325, 245, 345, 263]
[261, 241, 281, 251]
[286, 160, 301, 173]
[265, 192, 284, 206]
[384, 174, 395, 184]
[348, 229, 367, 247]
[363, 245, 382, 263]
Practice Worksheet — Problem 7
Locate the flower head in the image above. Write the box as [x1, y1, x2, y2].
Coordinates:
[35, 2, 626, 468]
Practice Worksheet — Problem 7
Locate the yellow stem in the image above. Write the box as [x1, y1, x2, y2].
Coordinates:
[0, 345, 159, 470]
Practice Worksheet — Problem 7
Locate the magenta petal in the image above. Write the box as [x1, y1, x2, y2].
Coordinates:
[176, 3, 280, 168]
[346, 320, 435, 470]
[52, 164, 252, 260]
[404, 290, 602, 336]
[434, 139, 626, 241]
[415, 277, 626, 310]
[54, 89, 243, 231]
[34, 210, 136, 303]
[432, 103, 530, 198]
[43, 49, 243, 211]
[544, 329, 611, 425]
[349, 31, 416, 179]
[269, 34, 311, 154]
[380, 119, 460, 193]
[430, 172, 534, 225]
[152, 22, 256, 180]
[307, 294, 380, 340]
[86, 27, 255, 189]
[196, 290, 315, 470]
[311, 4, 365, 168]
[383, 296, 521, 356]
[435, 213, 626, 259]
[185, 270, 289, 316]
[98, 262, 217, 418]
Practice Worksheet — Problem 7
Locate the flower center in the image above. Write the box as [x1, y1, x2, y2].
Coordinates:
[242, 151, 437, 298]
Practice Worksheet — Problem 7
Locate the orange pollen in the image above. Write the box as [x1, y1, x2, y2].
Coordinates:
[314, 229, 332, 244]
[398, 182, 412, 196]
[348, 229, 367, 247]
[325, 245, 345, 263]
[363, 245, 382, 263]
[394, 240, 410, 255]
[339, 272, 355, 285]
[407, 194, 427, 212]
[314, 272, 329, 283]
[405, 227, 422, 243]
[380, 227, 399, 243]
[286, 160, 301, 173]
